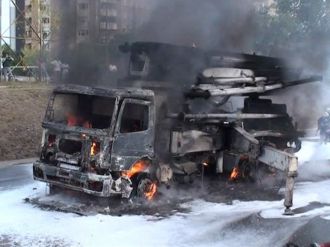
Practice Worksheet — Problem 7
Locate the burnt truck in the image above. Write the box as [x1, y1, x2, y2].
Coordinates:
[33, 42, 321, 214]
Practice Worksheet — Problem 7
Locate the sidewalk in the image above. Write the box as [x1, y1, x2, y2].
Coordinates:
[0, 158, 37, 169]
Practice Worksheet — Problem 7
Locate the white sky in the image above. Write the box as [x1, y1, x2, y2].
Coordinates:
[1, 0, 14, 46]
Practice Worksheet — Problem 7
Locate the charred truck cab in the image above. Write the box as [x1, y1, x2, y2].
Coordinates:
[33, 86, 157, 199]
[34, 42, 321, 213]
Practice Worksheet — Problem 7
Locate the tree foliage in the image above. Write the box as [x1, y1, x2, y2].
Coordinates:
[256, 0, 330, 71]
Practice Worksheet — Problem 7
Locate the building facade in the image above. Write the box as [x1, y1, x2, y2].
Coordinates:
[24, 0, 51, 51]
[74, 0, 152, 45]
[75, 0, 119, 44]
[118, 0, 152, 33]
[8, 0, 153, 59]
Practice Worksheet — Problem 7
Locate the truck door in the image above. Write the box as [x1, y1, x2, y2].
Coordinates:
[111, 98, 155, 169]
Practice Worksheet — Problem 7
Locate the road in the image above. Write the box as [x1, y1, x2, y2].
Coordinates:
[1, 142, 330, 247]
[0, 162, 34, 192]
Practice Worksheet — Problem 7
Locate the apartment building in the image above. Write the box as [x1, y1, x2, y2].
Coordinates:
[24, 0, 51, 51]
[75, 0, 119, 44]
[74, 0, 152, 44]
[118, 0, 152, 33]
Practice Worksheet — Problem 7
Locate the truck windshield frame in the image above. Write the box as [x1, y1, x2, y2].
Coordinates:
[45, 92, 118, 131]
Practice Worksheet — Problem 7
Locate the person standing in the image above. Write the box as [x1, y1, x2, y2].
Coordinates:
[61, 63, 70, 83]
[318, 109, 330, 143]
[51, 59, 61, 83]
[2, 54, 14, 81]
[39, 58, 49, 83]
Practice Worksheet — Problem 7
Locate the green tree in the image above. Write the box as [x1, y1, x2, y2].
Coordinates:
[255, 0, 330, 71]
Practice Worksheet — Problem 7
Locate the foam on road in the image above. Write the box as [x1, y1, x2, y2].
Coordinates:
[1, 141, 330, 246]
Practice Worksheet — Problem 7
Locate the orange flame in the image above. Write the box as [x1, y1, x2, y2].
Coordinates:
[83, 121, 92, 128]
[90, 142, 99, 156]
[67, 114, 78, 127]
[122, 160, 149, 179]
[230, 167, 240, 180]
[67, 114, 92, 128]
[145, 182, 157, 201]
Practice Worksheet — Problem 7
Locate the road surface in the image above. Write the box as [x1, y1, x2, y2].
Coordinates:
[1, 142, 330, 247]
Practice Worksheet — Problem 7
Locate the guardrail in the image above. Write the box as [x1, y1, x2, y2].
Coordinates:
[0, 66, 40, 81]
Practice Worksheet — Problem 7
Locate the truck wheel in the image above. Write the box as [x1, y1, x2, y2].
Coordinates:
[132, 173, 157, 201]
[239, 160, 256, 183]
[48, 184, 61, 195]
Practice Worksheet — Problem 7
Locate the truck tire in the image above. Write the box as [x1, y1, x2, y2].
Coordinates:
[48, 183, 62, 195]
[131, 173, 157, 201]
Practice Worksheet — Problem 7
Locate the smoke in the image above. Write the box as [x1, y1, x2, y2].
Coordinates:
[133, 0, 329, 131]
[136, 0, 261, 51]
[297, 142, 330, 181]
[52, 0, 330, 131]
[271, 83, 326, 130]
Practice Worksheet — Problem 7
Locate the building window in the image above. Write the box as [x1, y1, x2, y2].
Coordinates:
[79, 3, 88, 10]
[78, 30, 89, 36]
[42, 17, 50, 24]
[100, 8, 107, 16]
[100, 8, 117, 17]
[40, 4, 48, 11]
[107, 9, 117, 17]
[100, 22, 107, 29]
[107, 22, 117, 30]
[26, 30, 32, 38]
[79, 17, 88, 23]
[43, 32, 49, 40]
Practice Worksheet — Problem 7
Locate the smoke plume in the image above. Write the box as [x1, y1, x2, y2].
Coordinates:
[137, 0, 260, 51]
[134, 0, 262, 50]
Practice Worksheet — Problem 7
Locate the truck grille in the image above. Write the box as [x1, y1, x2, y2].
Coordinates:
[59, 139, 82, 155]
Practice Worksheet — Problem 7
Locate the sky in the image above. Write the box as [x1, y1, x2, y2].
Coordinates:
[1, 0, 15, 49]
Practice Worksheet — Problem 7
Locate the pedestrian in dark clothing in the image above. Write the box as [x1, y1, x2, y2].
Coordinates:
[318, 111, 330, 143]
[2, 54, 14, 81]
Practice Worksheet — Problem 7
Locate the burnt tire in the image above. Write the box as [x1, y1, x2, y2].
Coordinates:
[48, 183, 62, 195]
[131, 173, 157, 201]
[238, 160, 256, 183]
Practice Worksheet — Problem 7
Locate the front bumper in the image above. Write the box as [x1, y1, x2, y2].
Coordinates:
[33, 161, 130, 198]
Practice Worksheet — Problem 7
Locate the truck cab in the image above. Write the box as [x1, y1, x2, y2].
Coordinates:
[33, 85, 157, 199]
